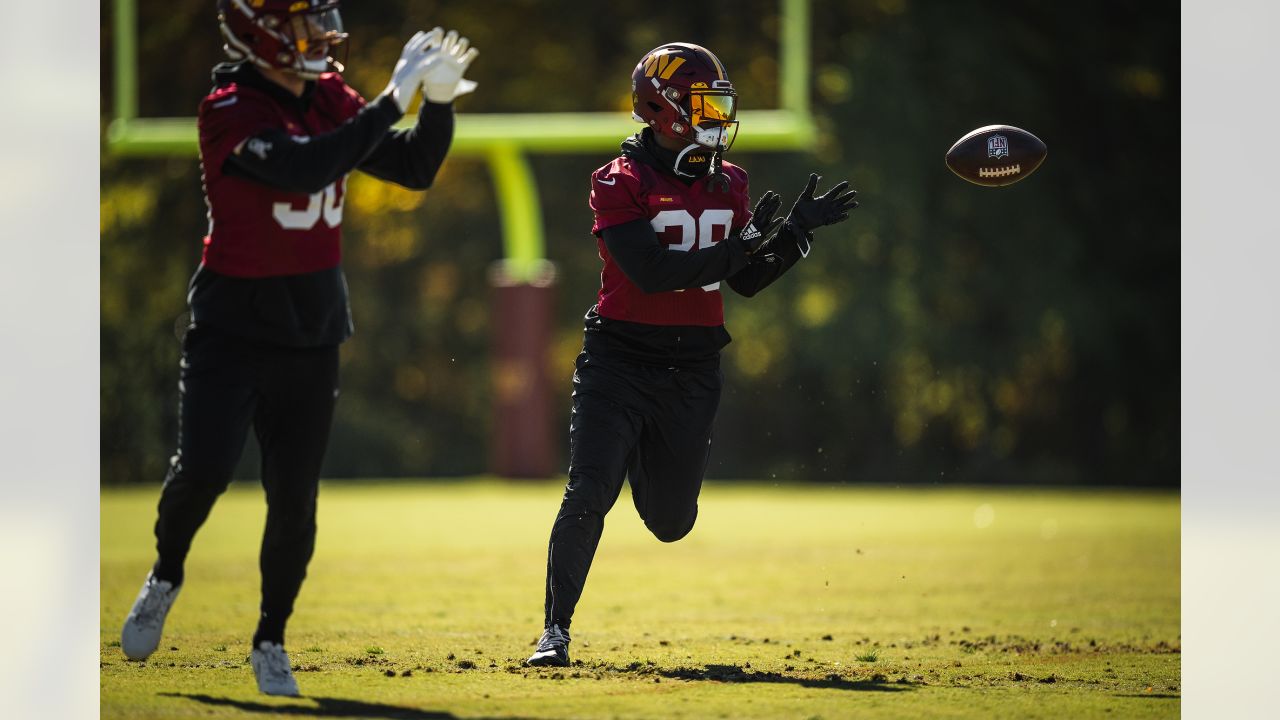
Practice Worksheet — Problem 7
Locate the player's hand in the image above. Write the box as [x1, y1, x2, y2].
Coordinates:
[381, 29, 445, 113]
[422, 29, 479, 103]
[786, 173, 859, 232]
[739, 191, 784, 253]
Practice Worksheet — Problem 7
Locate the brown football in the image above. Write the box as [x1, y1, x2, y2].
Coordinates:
[945, 125, 1047, 187]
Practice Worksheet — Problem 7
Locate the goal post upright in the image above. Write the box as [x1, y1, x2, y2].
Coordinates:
[113, 0, 137, 124]
[781, 0, 811, 118]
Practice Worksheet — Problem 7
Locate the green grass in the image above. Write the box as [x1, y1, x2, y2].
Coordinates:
[101, 480, 1180, 719]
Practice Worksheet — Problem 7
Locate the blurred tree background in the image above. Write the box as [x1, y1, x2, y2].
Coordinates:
[100, 0, 1177, 486]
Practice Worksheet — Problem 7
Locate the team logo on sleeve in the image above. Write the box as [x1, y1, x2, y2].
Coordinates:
[245, 138, 273, 160]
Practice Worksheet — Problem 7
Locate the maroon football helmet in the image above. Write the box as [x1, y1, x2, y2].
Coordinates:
[631, 43, 739, 152]
[217, 0, 348, 79]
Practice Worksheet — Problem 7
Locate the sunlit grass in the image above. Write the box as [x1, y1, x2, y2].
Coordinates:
[102, 480, 1179, 719]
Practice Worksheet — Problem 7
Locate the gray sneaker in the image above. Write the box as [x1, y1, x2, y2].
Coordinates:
[251, 641, 301, 696]
[527, 623, 571, 667]
[120, 571, 181, 660]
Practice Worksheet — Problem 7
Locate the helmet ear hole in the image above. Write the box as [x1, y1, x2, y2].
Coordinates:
[647, 101, 663, 113]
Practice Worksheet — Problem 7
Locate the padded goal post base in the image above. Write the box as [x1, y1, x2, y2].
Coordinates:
[489, 259, 559, 479]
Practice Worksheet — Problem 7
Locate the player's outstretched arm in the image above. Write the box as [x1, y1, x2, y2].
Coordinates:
[603, 219, 750, 293]
[727, 175, 859, 297]
[361, 28, 479, 189]
[223, 31, 444, 194]
[602, 193, 783, 293]
[726, 232, 803, 297]
[781, 173, 859, 255]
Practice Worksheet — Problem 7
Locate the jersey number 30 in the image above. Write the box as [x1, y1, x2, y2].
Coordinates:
[272, 178, 345, 231]
[650, 208, 734, 292]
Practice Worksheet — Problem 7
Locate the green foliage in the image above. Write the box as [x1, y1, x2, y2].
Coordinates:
[100, 1, 1177, 483]
[101, 481, 1180, 718]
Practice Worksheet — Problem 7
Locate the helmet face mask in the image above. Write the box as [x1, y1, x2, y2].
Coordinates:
[284, 8, 346, 75]
[632, 43, 739, 152]
[218, 0, 349, 79]
[688, 84, 738, 151]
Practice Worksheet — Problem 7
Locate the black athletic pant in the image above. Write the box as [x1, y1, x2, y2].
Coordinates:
[543, 351, 722, 629]
[151, 325, 339, 647]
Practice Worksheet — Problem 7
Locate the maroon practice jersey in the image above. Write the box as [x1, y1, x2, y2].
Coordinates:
[589, 157, 751, 326]
[198, 72, 365, 278]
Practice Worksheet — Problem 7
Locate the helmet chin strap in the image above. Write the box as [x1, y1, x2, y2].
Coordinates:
[706, 149, 730, 193]
[671, 143, 731, 191]
[673, 143, 710, 179]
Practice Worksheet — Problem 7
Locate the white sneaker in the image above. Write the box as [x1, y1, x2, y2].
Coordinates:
[251, 641, 301, 696]
[120, 571, 181, 660]
[527, 623, 571, 667]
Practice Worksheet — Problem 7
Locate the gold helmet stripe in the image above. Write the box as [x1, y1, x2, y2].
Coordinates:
[657, 56, 685, 79]
[706, 50, 726, 81]
[645, 44, 727, 82]
[684, 43, 726, 81]
[644, 53, 688, 80]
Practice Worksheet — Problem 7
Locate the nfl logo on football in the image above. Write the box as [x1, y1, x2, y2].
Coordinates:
[987, 135, 1009, 159]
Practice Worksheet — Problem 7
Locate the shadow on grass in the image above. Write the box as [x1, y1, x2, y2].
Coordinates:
[160, 693, 531, 720]
[1114, 693, 1181, 700]
[582, 662, 913, 692]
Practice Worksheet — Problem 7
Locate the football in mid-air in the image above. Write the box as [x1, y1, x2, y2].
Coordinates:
[945, 125, 1047, 187]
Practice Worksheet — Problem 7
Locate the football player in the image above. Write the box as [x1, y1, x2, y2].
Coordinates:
[526, 42, 858, 667]
[118, 0, 478, 696]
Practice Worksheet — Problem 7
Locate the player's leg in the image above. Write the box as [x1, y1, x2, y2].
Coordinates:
[530, 353, 644, 666]
[543, 389, 638, 627]
[628, 367, 722, 543]
[122, 327, 258, 661]
[248, 343, 339, 696]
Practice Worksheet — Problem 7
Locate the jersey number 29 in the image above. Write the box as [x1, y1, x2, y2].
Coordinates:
[649, 208, 734, 292]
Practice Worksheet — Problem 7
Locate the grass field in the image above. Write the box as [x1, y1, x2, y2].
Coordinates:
[101, 480, 1180, 719]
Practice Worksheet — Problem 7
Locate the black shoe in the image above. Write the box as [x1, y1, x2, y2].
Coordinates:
[527, 623, 571, 667]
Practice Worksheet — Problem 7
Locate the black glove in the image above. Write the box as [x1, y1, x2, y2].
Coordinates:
[786, 173, 859, 232]
[737, 191, 784, 253]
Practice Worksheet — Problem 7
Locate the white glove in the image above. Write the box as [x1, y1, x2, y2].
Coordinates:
[380, 29, 444, 113]
[421, 29, 479, 103]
